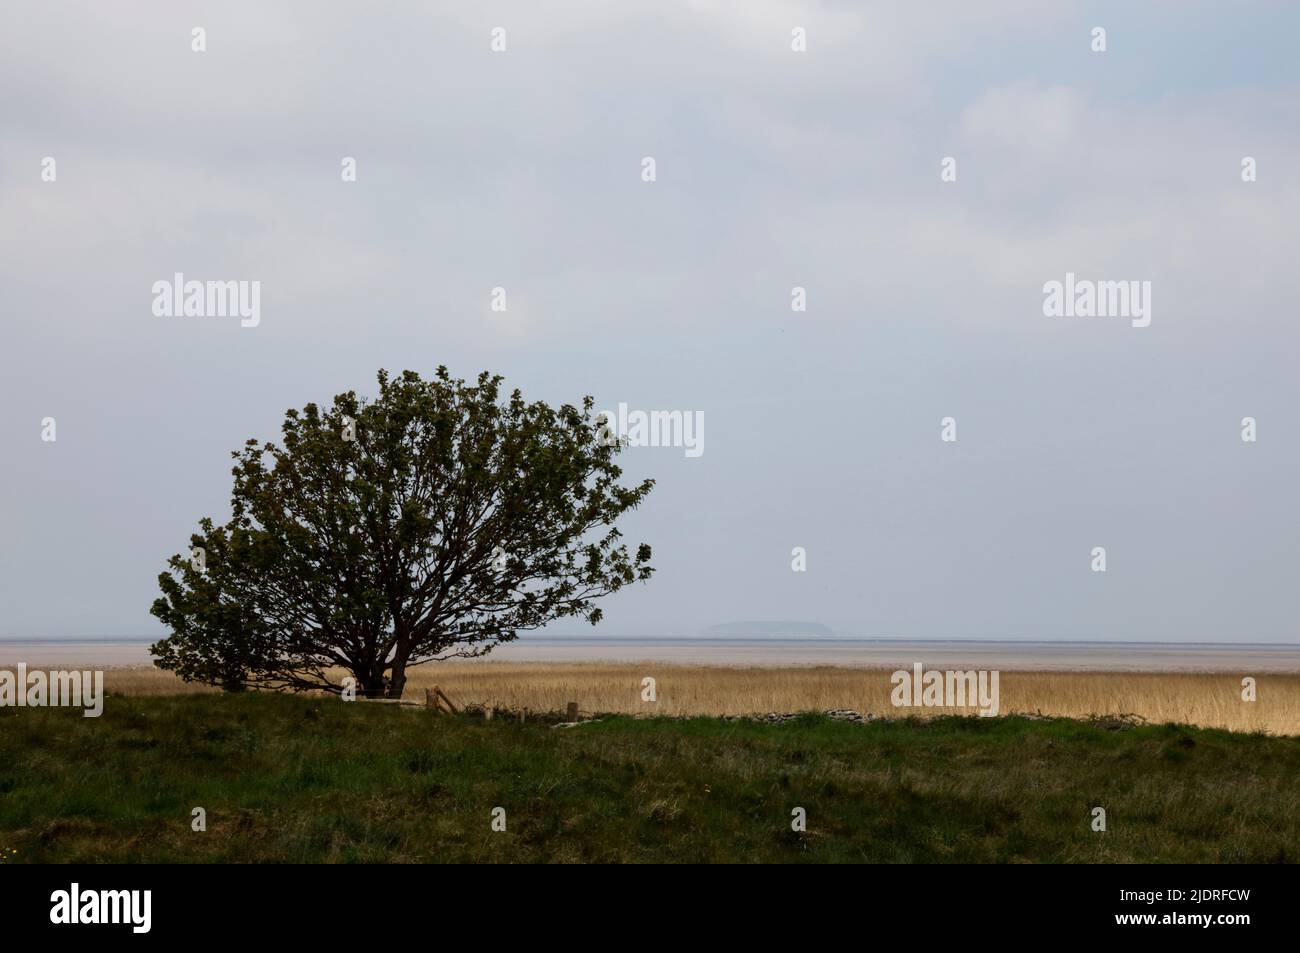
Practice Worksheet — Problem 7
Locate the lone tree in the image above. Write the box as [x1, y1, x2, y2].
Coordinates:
[151, 368, 653, 698]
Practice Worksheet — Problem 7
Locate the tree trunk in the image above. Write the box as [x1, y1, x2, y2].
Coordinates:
[386, 648, 410, 700]
[361, 661, 388, 699]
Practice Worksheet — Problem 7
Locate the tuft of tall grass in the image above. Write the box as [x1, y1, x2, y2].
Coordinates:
[65, 663, 1300, 736]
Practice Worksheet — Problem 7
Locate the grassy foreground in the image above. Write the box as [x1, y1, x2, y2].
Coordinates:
[1, 694, 1296, 863]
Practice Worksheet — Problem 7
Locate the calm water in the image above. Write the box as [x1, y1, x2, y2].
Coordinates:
[2, 638, 1298, 672]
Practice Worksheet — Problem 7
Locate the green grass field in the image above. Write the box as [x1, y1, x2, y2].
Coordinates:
[1, 694, 1296, 863]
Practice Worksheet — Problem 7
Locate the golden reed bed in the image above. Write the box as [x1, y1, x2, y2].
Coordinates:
[89, 662, 1300, 735]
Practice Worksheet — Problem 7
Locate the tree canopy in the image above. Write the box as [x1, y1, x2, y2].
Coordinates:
[150, 367, 653, 698]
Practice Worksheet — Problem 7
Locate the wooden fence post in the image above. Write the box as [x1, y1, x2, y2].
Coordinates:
[435, 687, 459, 714]
[566, 701, 579, 723]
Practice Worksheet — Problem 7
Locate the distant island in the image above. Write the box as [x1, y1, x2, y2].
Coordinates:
[699, 621, 835, 639]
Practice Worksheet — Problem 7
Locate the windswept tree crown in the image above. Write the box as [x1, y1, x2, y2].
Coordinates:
[151, 367, 653, 697]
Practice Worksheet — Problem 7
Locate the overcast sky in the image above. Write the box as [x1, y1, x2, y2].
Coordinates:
[2, 2, 1298, 642]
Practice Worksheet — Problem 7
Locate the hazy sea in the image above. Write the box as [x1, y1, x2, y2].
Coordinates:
[1, 638, 1298, 672]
